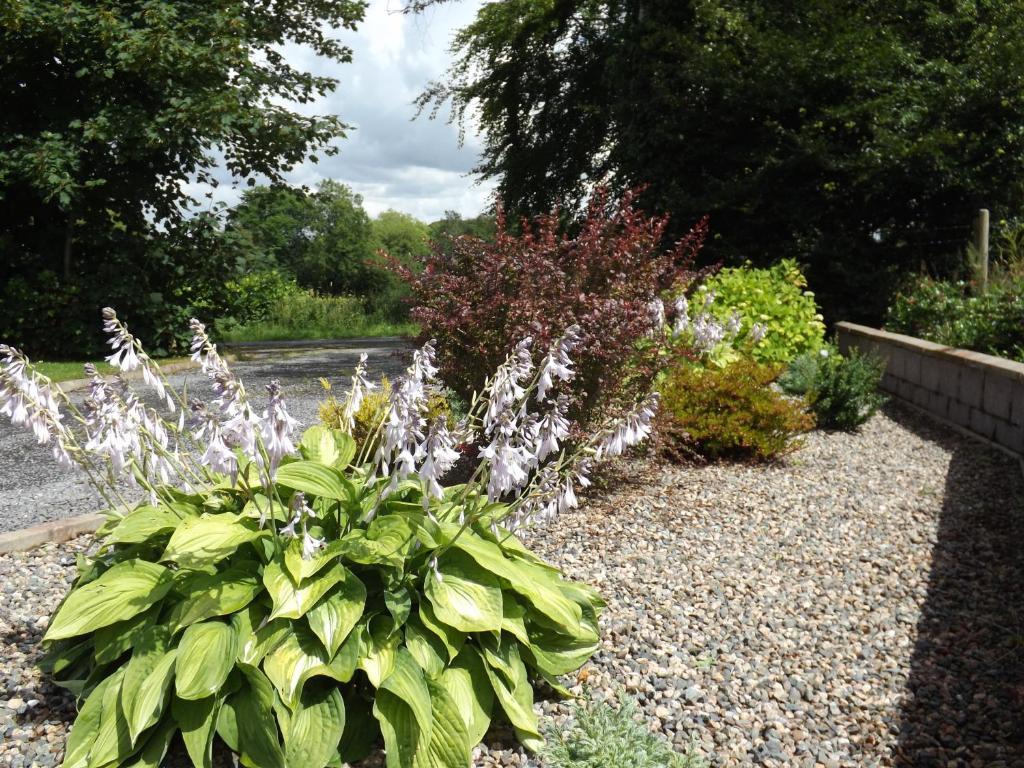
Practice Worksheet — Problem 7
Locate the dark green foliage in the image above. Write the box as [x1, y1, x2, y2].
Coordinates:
[420, 0, 1024, 324]
[777, 352, 821, 398]
[886, 275, 1024, 362]
[657, 361, 814, 461]
[1, 0, 366, 355]
[540, 689, 705, 768]
[1, 212, 268, 357]
[228, 184, 424, 322]
[808, 349, 886, 431]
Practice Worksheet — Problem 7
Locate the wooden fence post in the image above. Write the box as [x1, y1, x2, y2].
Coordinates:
[974, 208, 990, 292]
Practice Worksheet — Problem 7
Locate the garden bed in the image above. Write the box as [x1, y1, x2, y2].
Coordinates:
[1, 403, 1022, 767]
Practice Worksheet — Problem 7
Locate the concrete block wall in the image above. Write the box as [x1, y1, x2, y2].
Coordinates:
[836, 322, 1024, 455]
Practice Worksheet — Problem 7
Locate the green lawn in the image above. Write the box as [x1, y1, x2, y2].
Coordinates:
[35, 357, 190, 383]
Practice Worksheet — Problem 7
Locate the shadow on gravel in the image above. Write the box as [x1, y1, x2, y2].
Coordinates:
[889, 403, 1024, 766]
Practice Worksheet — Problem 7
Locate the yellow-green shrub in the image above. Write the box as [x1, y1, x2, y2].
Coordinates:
[657, 360, 814, 461]
[700, 259, 825, 364]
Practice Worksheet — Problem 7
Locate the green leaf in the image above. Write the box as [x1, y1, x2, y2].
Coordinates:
[478, 642, 543, 752]
[175, 621, 237, 700]
[374, 650, 433, 768]
[92, 605, 160, 665]
[284, 685, 346, 768]
[44, 560, 174, 641]
[424, 550, 503, 633]
[106, 505, 181, 545]
[301, 424, 342, 466]
[264, 556, 348, 621]
[442, 525, 582, 634]
[234, 666, 286, 768]
[62, 673, 113, 768]
[412, 678, 471, 768]
[165, 565, 262, 632]
[418, 600, 465, 662]
[275, 460, 351, 500]
[522, 624, 601, 677]
[123, 715, 176, 768]
[358, 617, 400, 687]
[172, 695, 219, 768]
[500, 594, 530, 646]
[300, 426, 357, 470]
[404, 614, 447, 677]
[161, 514, 264, 569]
[120, 630, 177, 744]
[385, 584, 412, 629]
[307, 575, 367, 656]
[89, 667, 133, 766]
[238, 615, 290, 666]
[263, 624, 358, 708]
[439, 648, 493, 747]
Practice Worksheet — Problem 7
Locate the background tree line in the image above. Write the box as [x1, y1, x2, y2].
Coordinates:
[416, 0, 1024, 323]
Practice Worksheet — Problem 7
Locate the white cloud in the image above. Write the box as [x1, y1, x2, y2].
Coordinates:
[195, 0, 495, 223]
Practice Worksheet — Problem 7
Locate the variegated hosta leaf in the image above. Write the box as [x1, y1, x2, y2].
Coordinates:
[175, 621, 237, 700]
[424, 550, 503, 634]
[44, 560, 174, 641]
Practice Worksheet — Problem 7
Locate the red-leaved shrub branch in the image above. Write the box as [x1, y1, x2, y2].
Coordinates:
[386, 188, 708, 422]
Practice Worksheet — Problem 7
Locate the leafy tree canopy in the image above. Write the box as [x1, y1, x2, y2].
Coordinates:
[371, 209, 431, 263]
[418, 0, 1024, 322]
[229, 180, 375, 295]
[1, 0, 367, 354]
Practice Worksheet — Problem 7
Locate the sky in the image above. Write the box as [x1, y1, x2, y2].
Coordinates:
[194, 0, 494, 222]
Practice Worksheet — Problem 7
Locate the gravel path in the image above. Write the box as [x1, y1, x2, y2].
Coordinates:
[0, 340, 409, 533]
[2, 404, 1022, 767]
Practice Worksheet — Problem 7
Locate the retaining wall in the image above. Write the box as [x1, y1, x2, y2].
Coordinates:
[836, 322, 1024, 455]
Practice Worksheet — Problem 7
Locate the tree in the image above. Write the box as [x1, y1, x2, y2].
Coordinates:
[371, 209, 431, 263]
[1, 0, 367, 354]
[229, 180, 375, 296]
[427, 210, 497, 256]
[418, 0, 1024, 322]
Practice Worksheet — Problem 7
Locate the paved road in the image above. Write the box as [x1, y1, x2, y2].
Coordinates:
[0, 339, 411, 533]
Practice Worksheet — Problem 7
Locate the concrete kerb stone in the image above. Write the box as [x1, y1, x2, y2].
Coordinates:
[836, 322, 1024, 457]
[0, 513, 103, 555]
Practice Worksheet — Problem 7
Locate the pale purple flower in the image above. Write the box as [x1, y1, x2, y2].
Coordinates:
[1, 347, 76, 472]
[260, 381, 298, 475]
[691, 313, 727, 354]
[341, 353, 376, 431]
[420, 418, 460, 505]
[725, 311, 743, 338]
[536, 326, 579, 401]
[372, 339, 438, 496]
[484, 338, 533, 431]
[749, 322, 768, 344]
[672, 296, 690, 336]
[648, 298, 666, 334]
[594, 393, 659, 460]
[533, 395, 570, 461]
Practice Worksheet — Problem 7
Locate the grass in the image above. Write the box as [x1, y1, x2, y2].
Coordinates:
[34, 360, 116, 382]
[35, 358, 191, 383]
[220, 319, 417, 343]
[218, 291, 417, 343]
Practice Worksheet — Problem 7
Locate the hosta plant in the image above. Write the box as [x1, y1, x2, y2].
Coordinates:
[0, 312, 658, 768]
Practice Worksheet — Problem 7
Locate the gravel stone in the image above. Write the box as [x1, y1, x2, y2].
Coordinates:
[1, 403, 1022, 767]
